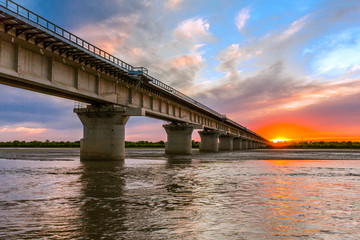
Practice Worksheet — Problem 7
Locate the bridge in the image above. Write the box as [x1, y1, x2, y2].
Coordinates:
[0, 0, 269, 161]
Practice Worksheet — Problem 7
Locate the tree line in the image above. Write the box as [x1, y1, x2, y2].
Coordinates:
[0, 140, 201, 148]
[274, 141, 360, 149]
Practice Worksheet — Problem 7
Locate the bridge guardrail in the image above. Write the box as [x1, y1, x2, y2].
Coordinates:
[0, 0, 262, 139]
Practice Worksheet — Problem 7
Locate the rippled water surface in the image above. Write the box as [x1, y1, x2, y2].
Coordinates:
[1, 148, 360, 239]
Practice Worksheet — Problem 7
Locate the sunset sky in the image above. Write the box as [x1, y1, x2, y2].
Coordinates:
[0, 0, 360, 142]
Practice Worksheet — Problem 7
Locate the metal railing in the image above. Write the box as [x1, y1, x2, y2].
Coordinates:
[0, 0, 259, 136]
[0, 0, 134, 72]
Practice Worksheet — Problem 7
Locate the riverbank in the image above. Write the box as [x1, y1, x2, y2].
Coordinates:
[0, 140, 170, 148]
[273, 141, 360, 149]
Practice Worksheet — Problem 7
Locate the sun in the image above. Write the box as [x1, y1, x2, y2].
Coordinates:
[271, 138, 291, 143]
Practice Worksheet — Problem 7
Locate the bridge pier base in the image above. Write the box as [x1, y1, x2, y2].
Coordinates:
[199, 130, 220, 152]
[233, 137, 242, 150]
[219, 135, 234, 151]
[249, 140, 254, 149]
[75, 105, 130, 161]
[163, 123, 194, 155]
[242, 139, 248, 150]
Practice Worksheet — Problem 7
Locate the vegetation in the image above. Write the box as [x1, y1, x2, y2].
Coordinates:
[0, 140, 201, 148]
[0, 140, 80, 148]
[273, 141, 360, 149]
[125, 140, 165, 148]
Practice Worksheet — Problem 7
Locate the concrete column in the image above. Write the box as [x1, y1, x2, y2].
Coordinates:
[242, 138, 248, 150]
[249, 140, 254, 149]
[75, 105, 129, 161]
[163, 123, 194, 155]
[199, 130, 220, 152]
[219, 134, 234, 151]
[233, 137, 242, 150]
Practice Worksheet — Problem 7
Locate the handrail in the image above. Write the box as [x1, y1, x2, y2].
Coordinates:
[0, 0, 134, 72]
[0, 0, 262, 138]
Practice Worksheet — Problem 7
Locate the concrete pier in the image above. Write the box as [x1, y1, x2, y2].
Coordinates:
[163, 123, 194, 155]
[248, 140, 253, 149]
[233, 137, 242, 150]
[199, 130, 220, 152]
[75, 105, 130, 161]
[242, 138, 248, 150]
[219, 134, 234, 151]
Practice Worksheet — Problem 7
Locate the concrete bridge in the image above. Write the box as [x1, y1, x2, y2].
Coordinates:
[0, 0, 269, 161]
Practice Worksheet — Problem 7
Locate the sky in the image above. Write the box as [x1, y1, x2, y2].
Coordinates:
[0, 0, 360, 142]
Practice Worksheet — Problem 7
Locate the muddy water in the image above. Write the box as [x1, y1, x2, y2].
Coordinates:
[1, 148, 360, 239]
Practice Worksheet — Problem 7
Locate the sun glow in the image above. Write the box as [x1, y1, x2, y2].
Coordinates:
[271, 138, 291, 143]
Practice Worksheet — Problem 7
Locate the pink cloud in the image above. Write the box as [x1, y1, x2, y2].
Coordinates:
[0, 126, 83, 142]
[170, 54, 202, 68]
[164, 0, 185, 11]
[0, 126, 47, 134]
[74, 14, 139, 53]
[173, 17, 212, 43]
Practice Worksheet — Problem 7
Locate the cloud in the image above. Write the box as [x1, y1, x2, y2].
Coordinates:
[235, 7, 250, 32]
[164, 0, 184, 11]
[191, 1, 360, 130]
[0, 122, 83, 141]
[72, 3, 212, 91]
[173, 17, 212, 43]
[351, 65, 360, 72]
[155, 53, 205, 89]
[252, 91, 360, 140]
[275, 15, 308, 42]
[74, 14, 140, 54]
[0, 126, 46, 134]
[0, 85, 82, 141]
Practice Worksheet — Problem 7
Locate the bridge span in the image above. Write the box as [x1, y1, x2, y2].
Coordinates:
[0, 0, 269, 161]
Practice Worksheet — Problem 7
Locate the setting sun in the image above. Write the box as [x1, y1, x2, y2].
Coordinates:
[271, 138, 291, 143]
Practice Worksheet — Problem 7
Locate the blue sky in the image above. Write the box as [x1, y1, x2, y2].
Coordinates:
[1, 0, 360, 141]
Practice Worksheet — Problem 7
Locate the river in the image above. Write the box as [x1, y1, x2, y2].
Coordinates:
[1, 148, 360, 239]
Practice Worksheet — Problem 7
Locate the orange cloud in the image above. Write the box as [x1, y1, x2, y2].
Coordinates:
[171, 55, 202, 68]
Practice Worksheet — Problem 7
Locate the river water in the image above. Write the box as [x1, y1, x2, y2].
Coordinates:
[1, 148, 360, 239]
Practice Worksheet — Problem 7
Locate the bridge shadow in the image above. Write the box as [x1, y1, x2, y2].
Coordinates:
[78, 161, 126, 239]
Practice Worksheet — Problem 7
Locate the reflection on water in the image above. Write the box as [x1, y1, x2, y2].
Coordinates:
[1, 149, 360, 239]
[79, 161, 125, 239]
